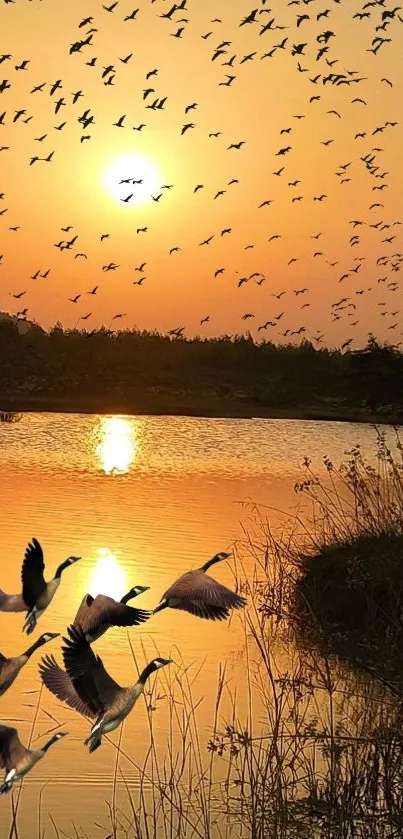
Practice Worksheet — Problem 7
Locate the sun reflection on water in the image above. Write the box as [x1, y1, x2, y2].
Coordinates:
[96, 416, 137, 474]
[89, 547, 128, 600]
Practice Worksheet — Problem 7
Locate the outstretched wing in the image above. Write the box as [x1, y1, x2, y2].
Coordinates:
[62, 625, 121, 712]
[177, 601, 231, 621]
[39, 654, 96, 719]
[0, 726, 30, 771]
[165, 571, 246, 610]
[86, 595, 151, 635]
[21, 539, 46, 609]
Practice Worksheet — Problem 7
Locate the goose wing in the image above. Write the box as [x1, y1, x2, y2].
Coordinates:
[84, 594, 151, 634]
[164, 571, 246, 611]
[0, 726, 30, 771]
[38, 654, 96, 718]
[21, 539, 46, 609]
[72, 593, 94, 628]
[62, 625, 121, 712]
[177, 600, 231, 620]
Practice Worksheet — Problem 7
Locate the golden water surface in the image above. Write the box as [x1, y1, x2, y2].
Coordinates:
[0, 414, 398, 836]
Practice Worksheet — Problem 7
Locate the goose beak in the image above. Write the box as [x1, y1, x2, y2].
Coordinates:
[159, 658, 174, 667]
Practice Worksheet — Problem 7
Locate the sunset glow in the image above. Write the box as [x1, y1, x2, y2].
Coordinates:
[101, 154, 161, 205]
[89, 547, 127, 601]
[1, 0, 402, 347]
[96, 417, 137, 474]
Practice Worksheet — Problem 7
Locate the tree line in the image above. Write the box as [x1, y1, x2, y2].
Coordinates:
[0, 320, 402, 416]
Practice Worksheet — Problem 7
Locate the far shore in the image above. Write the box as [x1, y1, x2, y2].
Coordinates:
[1, 394, 402, 426]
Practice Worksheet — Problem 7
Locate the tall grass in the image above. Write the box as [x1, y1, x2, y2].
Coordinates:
[289, 427, 403, 687]
[7, 426, 403, 838]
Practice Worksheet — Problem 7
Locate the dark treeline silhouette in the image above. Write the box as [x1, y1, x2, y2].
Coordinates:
[1, 321, 403, 420]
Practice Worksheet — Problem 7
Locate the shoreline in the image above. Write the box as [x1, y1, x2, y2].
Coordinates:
[1, 395, 402, 426]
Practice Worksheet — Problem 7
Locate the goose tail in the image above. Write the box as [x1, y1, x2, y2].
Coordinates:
[0, 590, 26, 613]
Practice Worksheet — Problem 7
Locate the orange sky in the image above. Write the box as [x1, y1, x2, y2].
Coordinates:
[1, 0, 402, 349]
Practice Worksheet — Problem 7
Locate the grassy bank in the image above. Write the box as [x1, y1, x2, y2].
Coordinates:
[6, 428, 403, 838]
[290, 429, 403, 694]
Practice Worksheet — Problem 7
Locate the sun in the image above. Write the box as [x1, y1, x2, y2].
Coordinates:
[89, 548, 128, 601]
[95, 416, 138, 474]
[102, 153, 161, 205]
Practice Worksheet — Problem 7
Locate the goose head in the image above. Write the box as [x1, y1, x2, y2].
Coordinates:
[36, 632, 60, 645]
[200, 551, 233, 572]
[121, 585, 150, 604]
[41, 730, 68, 753]
[55, 556, 82, 578]
[138, 657, 173, 685]
[152, 657, 173, 669]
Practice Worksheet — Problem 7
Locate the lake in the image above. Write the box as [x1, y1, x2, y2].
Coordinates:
[0, 413, 399, 837]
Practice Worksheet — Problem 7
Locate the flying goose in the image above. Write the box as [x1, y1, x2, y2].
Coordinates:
[0, 632, 59, 697]
[39, 625, 172, 752]
[0, 538, 81, 634]
[153, 551, 246, 620]
[0, 725, 67, 793]
[72, 586, 151, 643]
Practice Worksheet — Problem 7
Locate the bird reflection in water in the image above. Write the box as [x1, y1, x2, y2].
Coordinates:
[89, 548, 128, 601]
[96, 416, 137, 475]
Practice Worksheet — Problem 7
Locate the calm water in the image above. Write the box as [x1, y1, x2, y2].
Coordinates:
[0, 414, 399, 836]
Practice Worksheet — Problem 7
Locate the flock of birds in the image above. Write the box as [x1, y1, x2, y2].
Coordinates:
[0, 0, 402, 349]
[0, 539, 245, 791]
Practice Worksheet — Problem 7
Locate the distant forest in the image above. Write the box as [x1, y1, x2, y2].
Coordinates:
[1, 320, 403, 421]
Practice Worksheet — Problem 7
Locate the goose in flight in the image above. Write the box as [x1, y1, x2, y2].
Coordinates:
[0, 725, 67, 794]
[39, 626, 172, 752]
[153, 551, 246, 620]
[0, 538, 81, 635]
[72, 587, 151, 643]
[0, 632, 59, 697]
